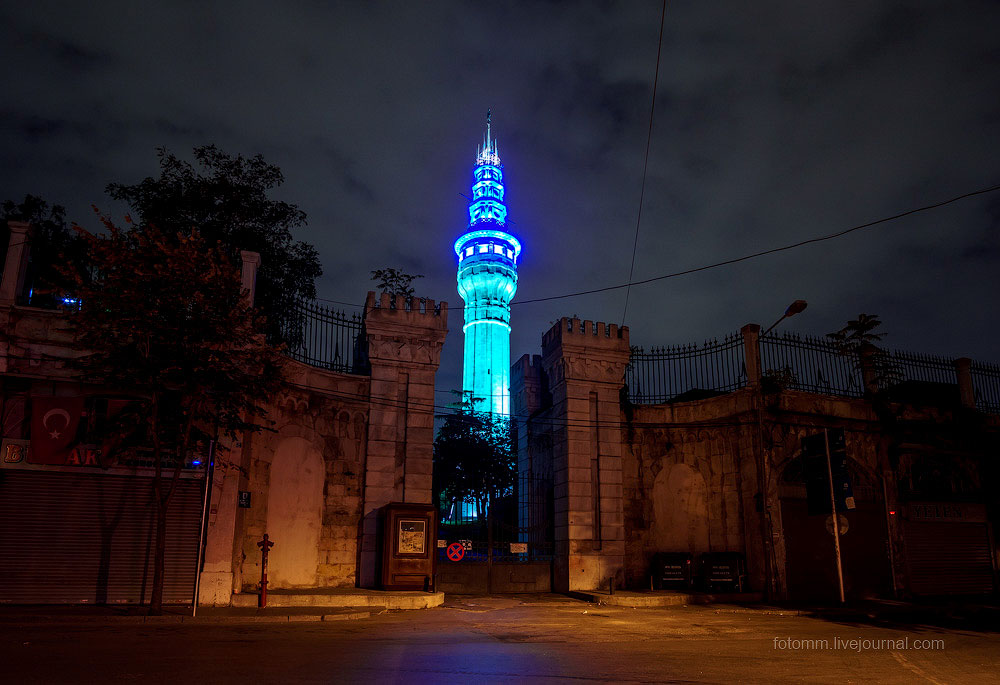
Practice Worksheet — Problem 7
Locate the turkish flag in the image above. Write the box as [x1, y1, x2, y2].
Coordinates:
[29, 396, 85, 464]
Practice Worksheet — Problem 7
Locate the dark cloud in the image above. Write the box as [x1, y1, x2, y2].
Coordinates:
[2, 0, 999, 399]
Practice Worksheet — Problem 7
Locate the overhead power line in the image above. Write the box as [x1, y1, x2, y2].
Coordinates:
[622, 0, 668, 327]
[316, 182, 1000, 311]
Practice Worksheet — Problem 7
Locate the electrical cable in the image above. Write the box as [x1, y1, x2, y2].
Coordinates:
[622, 0, 668, 327]
[312, 182, 1000, 312]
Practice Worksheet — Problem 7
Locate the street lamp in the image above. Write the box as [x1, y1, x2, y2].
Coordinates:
[762, 299, 808, 336]
[755, 298, 807, 600]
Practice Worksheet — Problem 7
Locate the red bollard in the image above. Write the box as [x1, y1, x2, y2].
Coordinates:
[257, 533, 274, 608]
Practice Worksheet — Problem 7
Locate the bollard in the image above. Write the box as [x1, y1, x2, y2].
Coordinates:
[257, 533, 274, 608]
[610, 575, 615, 595]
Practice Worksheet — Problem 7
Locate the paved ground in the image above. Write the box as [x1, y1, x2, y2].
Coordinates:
[2, 594, 998, 683]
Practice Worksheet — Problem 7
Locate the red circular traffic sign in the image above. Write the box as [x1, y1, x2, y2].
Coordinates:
[446, 542, 465, 562]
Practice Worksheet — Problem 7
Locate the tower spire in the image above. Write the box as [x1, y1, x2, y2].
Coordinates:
[453, 113, 522, 415]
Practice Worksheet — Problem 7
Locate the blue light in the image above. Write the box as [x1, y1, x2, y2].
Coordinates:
[455, 118, 520, 416]
[192, 460, 202, 466]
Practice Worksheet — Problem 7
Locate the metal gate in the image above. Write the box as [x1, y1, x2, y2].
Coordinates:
[436, 474, 553, 593]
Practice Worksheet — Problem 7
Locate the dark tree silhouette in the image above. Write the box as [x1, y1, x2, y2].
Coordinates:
[60, 213, 284, 613]
[434, 405, 515, 520]
[1, 194, 88, 306]
[370, 268, 423, 297]
[107, 146, 322, 344]
[827, 313, 901, 390]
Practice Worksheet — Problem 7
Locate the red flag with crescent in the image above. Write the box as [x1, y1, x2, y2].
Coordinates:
[29, 396, 84, 464]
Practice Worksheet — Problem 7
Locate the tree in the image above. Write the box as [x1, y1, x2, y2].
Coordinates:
[371, 268, 423, 297]
[433, 407, 515, 520]
[106, 146, 322, 345]
[827, 313, 901, 391]
[1, 194, 88, 306]
[60, 213, 284, 613]
[826, 313, 886, 353]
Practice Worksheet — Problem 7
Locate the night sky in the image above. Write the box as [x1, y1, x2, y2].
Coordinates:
[3, 1, 999, 400]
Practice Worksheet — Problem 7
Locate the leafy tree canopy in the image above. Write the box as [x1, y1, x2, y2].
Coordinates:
[60, 213, 285, 612]
[826, 313, 886, 353]
[433, 407, 515, 519]
[827, 313, 900, 389]
[106, 146, 322, 343]
[371, 267, 423, 297]
[1, 194, 88, 306]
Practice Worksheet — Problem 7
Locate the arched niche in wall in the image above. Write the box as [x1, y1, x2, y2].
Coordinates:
[265, 436, 325, 588]
[651, 462, 710, 553]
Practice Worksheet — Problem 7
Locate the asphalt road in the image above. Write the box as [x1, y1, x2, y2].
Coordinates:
[3, 595, 998, 684]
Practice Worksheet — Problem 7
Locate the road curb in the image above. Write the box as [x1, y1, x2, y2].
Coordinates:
[569, 591, 765, 608]
[0, 610, 375, 625]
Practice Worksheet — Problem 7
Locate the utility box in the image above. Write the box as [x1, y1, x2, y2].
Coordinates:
[651, 552, 694, 590]
[379, 502, 437, 590]
[697, 552, 747, 592]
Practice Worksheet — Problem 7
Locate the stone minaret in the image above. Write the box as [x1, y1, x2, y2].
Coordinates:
[454, 113, 521, 415]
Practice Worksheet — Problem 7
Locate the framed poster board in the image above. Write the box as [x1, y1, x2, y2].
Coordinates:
[397, 519, 426, 555]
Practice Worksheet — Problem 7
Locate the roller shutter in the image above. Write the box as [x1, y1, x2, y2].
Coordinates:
[0, 469, 203, 604]
[904, 521, 995, 595]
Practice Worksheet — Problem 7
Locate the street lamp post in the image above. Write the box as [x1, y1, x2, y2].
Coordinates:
[756, 299, 807, 600]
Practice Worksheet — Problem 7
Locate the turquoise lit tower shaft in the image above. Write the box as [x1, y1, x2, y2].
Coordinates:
[454, 117, 521, 415]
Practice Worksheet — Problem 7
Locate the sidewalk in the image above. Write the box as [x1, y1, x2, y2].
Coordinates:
[0, 605, 377, 624]
[0, 589, 446, 625]
[570, 589, 764, 607]
[572, 589, 1000, 629]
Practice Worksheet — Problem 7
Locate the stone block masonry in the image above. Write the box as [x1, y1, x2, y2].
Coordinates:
[535, 317, 630, 592]
[359, 292, 447, 588]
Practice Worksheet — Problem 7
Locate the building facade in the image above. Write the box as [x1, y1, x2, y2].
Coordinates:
[513, 317, 1000, 599]
[454, 117, 521, 415]
[0, 223, 447, 605]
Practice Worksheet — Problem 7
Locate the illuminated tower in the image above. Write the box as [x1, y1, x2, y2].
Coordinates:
[454, 114, 521, 415]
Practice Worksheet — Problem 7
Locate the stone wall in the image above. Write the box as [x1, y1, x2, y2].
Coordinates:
[514, 317, 630, 592]
[357, 292, 447, 587]
[231, 362, 370, 592]
[512, 309, 999, 600]
[622, 395, 755, 588]
[0, 222, 450, 606]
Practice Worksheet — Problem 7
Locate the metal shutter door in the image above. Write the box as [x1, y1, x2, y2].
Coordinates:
[905, 521, 995, 595]
[0, 470, 203, 604]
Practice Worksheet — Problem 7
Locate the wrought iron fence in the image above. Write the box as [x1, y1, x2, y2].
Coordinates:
[275, 297, 368, 375]
[889, 350, 955, 385]
[759, 332, 864, 397]
[625, 333, 745, 404]
[971, 361, 1000, 414]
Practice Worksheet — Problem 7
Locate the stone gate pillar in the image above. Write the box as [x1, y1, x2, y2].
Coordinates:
[359, 292, 448, 587]
[541, 317, 630, 592]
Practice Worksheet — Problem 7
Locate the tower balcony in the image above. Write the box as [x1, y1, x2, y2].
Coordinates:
[454, 227, 522, 266]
